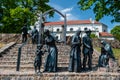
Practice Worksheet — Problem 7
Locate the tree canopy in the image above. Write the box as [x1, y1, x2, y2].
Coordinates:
[111, 25, 120, 41]
[77, 0, 120, 22]
[0, 0, 53, 33]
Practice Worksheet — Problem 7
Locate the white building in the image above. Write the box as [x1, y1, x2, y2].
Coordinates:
[44, 20, 108, 40]
[99, 32, 114, 40]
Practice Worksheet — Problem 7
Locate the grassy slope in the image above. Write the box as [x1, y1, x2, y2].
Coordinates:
[94, 47, 120, 59]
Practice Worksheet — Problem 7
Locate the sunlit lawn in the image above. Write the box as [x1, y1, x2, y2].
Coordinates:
[113, 48, 120, 59]
[94, 47, 120, 66]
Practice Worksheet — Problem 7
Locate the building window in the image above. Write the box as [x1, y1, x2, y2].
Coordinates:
[56, 28, 60, 32]
[96, 28, 98, 31]
[70, 28, 73, 31]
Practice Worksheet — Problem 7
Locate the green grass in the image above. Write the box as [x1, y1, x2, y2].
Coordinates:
[112, 48, 120, 59]
[94, 47, 101, 53]
[94, 47, 120, 59]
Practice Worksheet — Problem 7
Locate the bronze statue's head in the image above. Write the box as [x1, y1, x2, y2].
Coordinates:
[76, 29, 81, 36]
[85, 29, 91, 36]
[34, 25, 36, 28]
[85, 28, 91, 33]
[44, 29, 50, 36]
[37, 44, 43, 49]
[101, 40, 106, 46]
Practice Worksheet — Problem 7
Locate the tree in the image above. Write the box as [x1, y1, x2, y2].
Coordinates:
[77, 0, 120, 22]
[90, 33, 98, 39]
[0, 0, 53, 33]
[111, 25, 120, 41]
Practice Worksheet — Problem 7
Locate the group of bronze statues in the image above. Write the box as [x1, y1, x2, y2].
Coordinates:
[21, 24, 39, 44]
[68, 29, 94, 72]
[33, 29, 59, 73]
[21, 26, 115, 73]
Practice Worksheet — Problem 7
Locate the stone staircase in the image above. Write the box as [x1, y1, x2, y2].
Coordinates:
[0, 43, 120, 80]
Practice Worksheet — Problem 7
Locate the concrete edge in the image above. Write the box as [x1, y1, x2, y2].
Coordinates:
[0, 42, 16, 54]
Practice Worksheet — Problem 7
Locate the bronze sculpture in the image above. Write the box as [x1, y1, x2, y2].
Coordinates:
[98, 40, 115, 67]
[43, 29, 58, 72]
[34, 44, 44, 73]
[31, 26, 39, 44]
[82, 29, 93, 71]
[68, 30, 82, 72]
[21, 23, 28, 43]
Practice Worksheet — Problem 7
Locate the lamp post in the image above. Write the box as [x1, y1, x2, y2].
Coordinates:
[90, 18, 95, 34]
[37, 12, 43, 45]
[61, 17, 66, 44]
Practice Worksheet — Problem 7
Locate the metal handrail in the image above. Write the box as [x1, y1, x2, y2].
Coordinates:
[16, 37, 32, 71]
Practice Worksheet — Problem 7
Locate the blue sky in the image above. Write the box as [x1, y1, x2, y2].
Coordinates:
[47, 0, 120, 32]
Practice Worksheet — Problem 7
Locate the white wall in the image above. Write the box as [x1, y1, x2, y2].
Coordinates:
[44, 23, 108, 39]
[102, 24, 108, 32]
[99, 36, 115, 40]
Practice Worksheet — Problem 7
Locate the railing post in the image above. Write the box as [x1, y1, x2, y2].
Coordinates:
[16, 47, 21, 71]
[37, 12, 42, 45]
[64, 14, 67, 45]
[16, 37, 32, 71]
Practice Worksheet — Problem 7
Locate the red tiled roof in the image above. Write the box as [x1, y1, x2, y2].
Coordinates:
[99, 32, 113, 37]
[44, 20, 100, 26]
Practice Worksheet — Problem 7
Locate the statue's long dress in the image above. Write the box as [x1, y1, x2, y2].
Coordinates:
[68, 35, 81, 72]
[44, 35, 58, 72]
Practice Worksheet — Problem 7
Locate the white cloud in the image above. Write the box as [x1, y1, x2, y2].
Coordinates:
[61, 7, 73, 14]
[59, 7, 79, 21]
[67, 14, 79, 20]
[47, 2, 63, 10]
[47, 3, 79, 21]
[60, 13, 79, 21]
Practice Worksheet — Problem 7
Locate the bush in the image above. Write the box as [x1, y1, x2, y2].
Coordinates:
[90, 33, 98, 38]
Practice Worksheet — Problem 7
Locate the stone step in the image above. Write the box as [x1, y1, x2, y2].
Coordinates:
[0, 62, 69, 68]
[9, 44, 70, 48]
[0, 43, 119, 79]
[0, 64, 97, 72]
[0, 61, 69, 64]
[7, 50, 70, 53]
[1, 57, 67, 61]
[0, 71, 119, 80]
[0, 58, 98, 63]
[0, 60, 98, 65]
[3, 52, 70, 57]
[6, 51, 71, 54]
[1, 58, 98, 62]
[0, 63, 98, 71]
[8, 47, 70, 51]
[1, 53, 98, 58]
[0, 57, 70, 61]
[0, 58, 98, 65]
[0, 43, 102, 73]
[1, 54, 70, 57]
